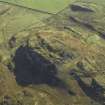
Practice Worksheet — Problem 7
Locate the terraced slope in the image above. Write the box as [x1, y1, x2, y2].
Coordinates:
[0, 0, 105, 105]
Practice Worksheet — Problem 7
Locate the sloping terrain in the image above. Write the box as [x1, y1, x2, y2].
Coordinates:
[0, 0, 105, 105]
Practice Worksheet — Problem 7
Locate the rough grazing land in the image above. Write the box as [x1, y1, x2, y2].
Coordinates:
[0, 0, 105, 105]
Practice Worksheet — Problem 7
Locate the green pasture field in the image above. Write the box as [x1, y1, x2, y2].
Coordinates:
[0, 0, 73, 13]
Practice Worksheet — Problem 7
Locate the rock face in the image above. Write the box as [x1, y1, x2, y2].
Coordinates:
[0, 0, 105, 105]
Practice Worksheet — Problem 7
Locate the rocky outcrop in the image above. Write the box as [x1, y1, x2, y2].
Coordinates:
[70, 4, 94, 12]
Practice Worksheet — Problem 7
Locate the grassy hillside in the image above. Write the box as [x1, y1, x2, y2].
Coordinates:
[0, 0, 105, 105]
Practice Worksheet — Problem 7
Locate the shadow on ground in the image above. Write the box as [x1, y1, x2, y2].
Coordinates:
[70, 71, 105, 105]
[13, 45, 75, 95]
